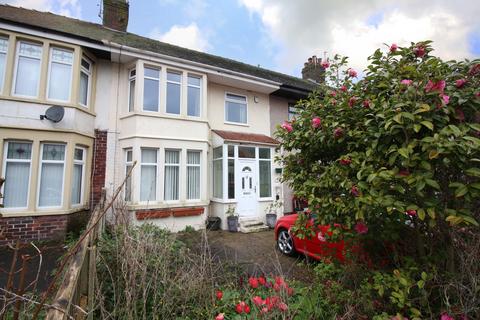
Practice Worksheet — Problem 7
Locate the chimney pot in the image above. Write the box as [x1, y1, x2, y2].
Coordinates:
[301, 54, 326, 84]
[103, 0, 129, 32]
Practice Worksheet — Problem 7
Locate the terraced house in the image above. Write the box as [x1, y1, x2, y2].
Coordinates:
[0, 0, 318, 244]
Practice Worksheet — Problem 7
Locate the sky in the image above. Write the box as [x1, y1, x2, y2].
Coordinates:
[1, 0, 479, 78]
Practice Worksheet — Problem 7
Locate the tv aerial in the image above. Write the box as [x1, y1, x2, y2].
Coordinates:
[40, 105, 65, 123]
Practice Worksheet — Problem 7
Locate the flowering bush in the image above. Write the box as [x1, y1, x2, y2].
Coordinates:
[213, 275, 299, 319]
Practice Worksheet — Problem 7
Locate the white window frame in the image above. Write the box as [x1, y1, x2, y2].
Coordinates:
[166, 70, 182, 115]
[79, 56, 92, 107]
[37, 143, 66, 209]
[258, 147, 274, 200]
[224, 92, 248, 125]
[124, 148, 133, 202]
[0, 36, 8, 94]
[164, 149, 180, 202]
[46, 46, 74, 103]
[187, 74, 202, 117]
[186, 150, 201, 201]
[288, 103, 298, 121]
[143, 66, 161, 112]
[12, 40, 43, 98]
[140, 148, 158, 202]
[212, 146, 223, 201]
[1, 141, 33, 210]
[128, 68, 136, 112]
[71, 146, 86, 206]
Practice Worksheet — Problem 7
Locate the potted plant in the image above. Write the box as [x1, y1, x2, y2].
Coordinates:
[226, 205, 238, 232]
[265, 200, 282, 228]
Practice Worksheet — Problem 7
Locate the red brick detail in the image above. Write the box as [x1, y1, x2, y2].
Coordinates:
[135, 207, 204, 220]
[91, 129, 107, 209]
[0, 215, 67, 246]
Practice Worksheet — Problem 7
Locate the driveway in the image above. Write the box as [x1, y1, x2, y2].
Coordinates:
[204, 230, 315, 282]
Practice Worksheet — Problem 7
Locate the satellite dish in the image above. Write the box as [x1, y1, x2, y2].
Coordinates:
[40, 106, 65, 123]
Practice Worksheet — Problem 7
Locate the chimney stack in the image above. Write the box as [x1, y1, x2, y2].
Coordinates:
[301, 55, 326, 84]
[103, 0, 129, 32]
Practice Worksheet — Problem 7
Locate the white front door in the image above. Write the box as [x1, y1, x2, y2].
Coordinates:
[236, 159, 257, 218]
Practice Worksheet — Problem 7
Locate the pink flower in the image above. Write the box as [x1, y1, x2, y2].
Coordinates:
[321, 61, 330, 68]
[390, 43, 398, 52]
[348, 96, 357, 107]
[215, 313, 225, 320]
[258, 276, 266, 286]
[425, 80, 445, 93]
[469, 63, 480, 75]
[456, 108, 465, 122]
[476, 92, 480, 98]
[317, 232, 326, 242]
[406, 209, 417, 216]
[333, 127, 344, 138]
[348, 68, 358, 78]
[363, 100, 371, 108]
[340, 85, 347, 92]
[401, 79, 413, 86]
[235, 301, 250, 314]
[354, 221, 368, 234]
[330, 90, 337, 97]
[281, 122, 293, 132]
[351, 185, 360, 197]
[215, 290, 223, 300]
[440, 313, 454, 320]
[441, 94, 450, 105]
[287, 287, 294, 296]
[340, 157, 352, 165]
[273, 283, 281, 292]
[249, 277, 259, 289]
[252, 296, 265, 307]
[278, 302, 288, 312]
[455, 79, 467, 88]
[312, 117, 322, 128]
[260, 307, 269, 314]
[414, 45, 426, 57]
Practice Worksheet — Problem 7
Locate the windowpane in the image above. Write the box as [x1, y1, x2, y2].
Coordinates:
[166, 82, 181, 114]
[167, 72, 181, 82]
[187, 85, 200, 116]
[227, 145, 234, 157]
[259, 148, 271, 159]
[125, 164, 132, 201]
[164, 150, 180, 201]
[7, 142, 32, 159]
[81, 58, 91, 70]
[15, 55, 41, 96]
[213, 159, 223, 198]
[74, 148, 84, 160]
[126, 150, 133, 162]
[213, 146, 223, 159]
[143, 78, 159, 111]
[226, 93, 246, 102]
[141, 149, 157, 163]
[71, 163, 83, 204]
[42, 144, 65, 161]
[226, 101, 247, 123]
[128, 77, 135, 112]
[238, 146, 255, 158]
[48, 48, 73, 101]
[0, 37, 7, 92]
[3, 141, 32, 208]
[39, 163, 64, 207]
[144, 67, 160, 78]
[165, 150, 179, 164]
[228, 159, 235, 199]
[187, 151, 200, 164]
[140, 166, 156, 201]
[259, 160, 272, 197]
[187, 151, 200, 200]
[188, 75, 201, 86]
[79, 71, 89, 106]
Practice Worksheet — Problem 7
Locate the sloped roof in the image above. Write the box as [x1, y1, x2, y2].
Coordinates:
[0, 4, 317, 94]
[212, 130, 279, 145]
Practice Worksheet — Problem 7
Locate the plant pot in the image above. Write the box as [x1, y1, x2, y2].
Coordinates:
[227, 216, 238, 232]
[266, 213, 277, 228]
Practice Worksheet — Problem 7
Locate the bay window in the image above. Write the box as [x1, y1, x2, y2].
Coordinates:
[140, 148, 157, 201]
[2, 142, 32, 208]
[38, 143, 66, 207]
[143, 66, 160, 111]
[227, 145, 235, 199]
[164, 150, 180, 201]
[187, 75, 201, 117]
[79, 57, 92, 107]
[213, 147, 223, 199]
[71, 147, 86, 205]
[186, 151, 201, 200]
[225, 93, 247, 124]
[47, 47, 73, 101]
[166, 71, 181, 114]
[0, 37, 8, 93]
[128, 68, 136, 112]
[14, 41, 42, 97]
[259, 148, 272, 198]
[124, 149, 133, 201]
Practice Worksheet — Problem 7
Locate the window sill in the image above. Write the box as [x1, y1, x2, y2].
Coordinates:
[0, 94, 96, 116]
[224, 121, 249, 127]
[0, 205, 89, 218]
[120, 111, 208, 123]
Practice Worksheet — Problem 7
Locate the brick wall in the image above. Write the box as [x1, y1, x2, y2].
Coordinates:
[91, 129, 107, 209]
[0, 215, 67, 246]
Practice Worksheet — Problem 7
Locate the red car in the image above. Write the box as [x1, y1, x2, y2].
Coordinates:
[274, 213, 346, 262]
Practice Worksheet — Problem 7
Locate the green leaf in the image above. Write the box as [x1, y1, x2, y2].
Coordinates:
[427, 208, 436, 219]
[421, 272, 428, 281]
[393, 114, 403, 124]
[398, 148, 409, 158]
[413, 124, 421, 133]
[465, 168, 480, 177]
[425, 179, 440, 190]
[462, 215, 479, 226]
[421, 121, 434, 130]
[415, 104, 431, 114]
[455, 185, 468, 197]
[429, 150, 439, 159]
[401, 112, 415, 121]
[417, 208, 426, 220]
[417, 280, 425, 289]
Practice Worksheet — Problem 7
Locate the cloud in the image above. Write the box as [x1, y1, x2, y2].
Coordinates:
[238, 0, 480, 75]
[149, 23, 210, 52]
[1, 0, 81, 17]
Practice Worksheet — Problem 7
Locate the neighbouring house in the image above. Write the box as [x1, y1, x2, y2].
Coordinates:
[0, 0, 317, 244]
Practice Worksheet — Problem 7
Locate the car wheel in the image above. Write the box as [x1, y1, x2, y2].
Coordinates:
[277, 229, 295, 256]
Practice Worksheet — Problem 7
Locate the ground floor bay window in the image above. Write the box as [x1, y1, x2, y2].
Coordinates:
[212, 144, 275, 218]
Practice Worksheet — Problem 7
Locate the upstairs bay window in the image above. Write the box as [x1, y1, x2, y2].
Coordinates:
[14, 41, 42, 97]
[166, 71, 181, 114]
[2, 142, 32, 209]
[225, 93, 247, 124]
[128, 69, 136, 112]
[47, 47, 73, 102]
[143, 67, 160, 111]
[187, 75, 201, 117]
[0, 37, 8, 93]
[38, 143, 66, 208]
[79, 57, 92, 107]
